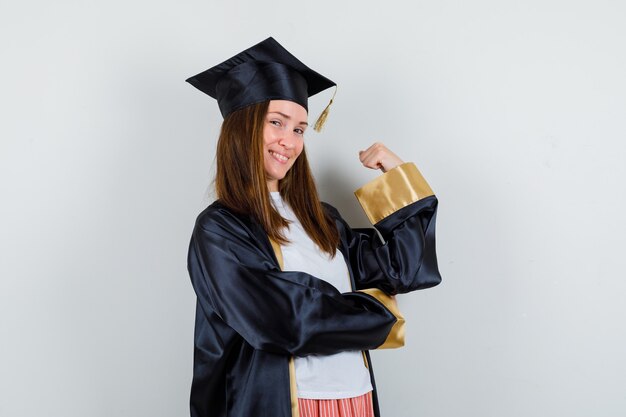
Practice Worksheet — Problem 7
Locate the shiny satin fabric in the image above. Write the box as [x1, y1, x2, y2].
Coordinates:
[269, 240, 405, 351]
[186, 37, 336, 118]
[187, 194, 440, 417]
[215, 61, 309, 117]
[355, 163, 434, 224]
[359, 289, 405, 349]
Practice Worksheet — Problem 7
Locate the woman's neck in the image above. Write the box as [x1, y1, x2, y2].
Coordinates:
[267, 179, 279, 192]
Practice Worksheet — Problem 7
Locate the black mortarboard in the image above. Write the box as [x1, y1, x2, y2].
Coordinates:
[186, 37, 336, 130]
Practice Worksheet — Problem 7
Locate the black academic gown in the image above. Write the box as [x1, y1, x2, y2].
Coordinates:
[187, 163, 441, 417]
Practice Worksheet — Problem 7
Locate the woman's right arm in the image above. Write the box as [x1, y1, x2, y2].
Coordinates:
[187, 208, 397, 356]
[329, 161, 441, 294]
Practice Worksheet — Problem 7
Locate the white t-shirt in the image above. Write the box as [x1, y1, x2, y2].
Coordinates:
[270, 192, 373, 399]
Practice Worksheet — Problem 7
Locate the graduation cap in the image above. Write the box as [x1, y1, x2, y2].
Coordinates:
[186, 37, 336, 131]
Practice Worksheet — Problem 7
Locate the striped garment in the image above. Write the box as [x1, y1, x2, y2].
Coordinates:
[298, 392, 375, 417]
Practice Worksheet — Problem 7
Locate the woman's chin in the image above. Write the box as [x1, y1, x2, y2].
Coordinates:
[266, 167, 290, 182]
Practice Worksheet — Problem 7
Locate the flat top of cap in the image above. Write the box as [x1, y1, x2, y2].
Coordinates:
[186, 37, 335, 100]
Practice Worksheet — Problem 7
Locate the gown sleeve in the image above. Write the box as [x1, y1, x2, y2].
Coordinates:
[330, 162, 442, 295]
[187, 206, 397, 357]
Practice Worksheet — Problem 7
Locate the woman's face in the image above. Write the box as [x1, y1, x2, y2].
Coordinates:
[263, 100, 307, 192]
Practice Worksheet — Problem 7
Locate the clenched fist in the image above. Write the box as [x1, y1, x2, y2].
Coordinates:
[358, 142, 404, 173]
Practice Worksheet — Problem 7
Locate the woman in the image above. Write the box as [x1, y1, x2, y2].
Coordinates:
[186, 37, 441, 417]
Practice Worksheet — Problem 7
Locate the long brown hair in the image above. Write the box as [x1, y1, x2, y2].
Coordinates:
[215, 101, 339, 256]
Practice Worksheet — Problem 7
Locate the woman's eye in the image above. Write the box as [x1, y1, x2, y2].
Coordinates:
[270, 120, 281, 127]
[294, 128, 304, 135]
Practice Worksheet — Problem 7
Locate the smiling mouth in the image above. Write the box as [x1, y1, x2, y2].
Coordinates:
[269, 150, 289, 163]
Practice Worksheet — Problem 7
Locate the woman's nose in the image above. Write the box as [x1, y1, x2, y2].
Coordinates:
[278, 135, 296, 150]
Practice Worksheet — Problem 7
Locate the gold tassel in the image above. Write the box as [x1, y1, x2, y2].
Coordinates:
[313, 86, 337, 132]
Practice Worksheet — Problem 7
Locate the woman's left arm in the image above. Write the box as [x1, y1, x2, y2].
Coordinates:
[331, 143, 441, 295]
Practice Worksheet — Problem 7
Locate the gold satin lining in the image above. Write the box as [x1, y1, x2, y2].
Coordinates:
[289, 357, 300, 417]
[270, 238, 299, 417]
[354, 162, 434, 225]
[359, 288, 405, 349]
[270, 238, 284, 270]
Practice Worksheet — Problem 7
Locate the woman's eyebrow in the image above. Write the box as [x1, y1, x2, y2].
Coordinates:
[268, 111, 309, 126]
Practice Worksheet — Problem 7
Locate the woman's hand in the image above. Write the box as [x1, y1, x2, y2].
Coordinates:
[358, 142, 404, 173]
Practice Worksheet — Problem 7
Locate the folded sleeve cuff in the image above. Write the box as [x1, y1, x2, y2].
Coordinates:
[359, 288, 405, 349]
[354, 162, 434, 225]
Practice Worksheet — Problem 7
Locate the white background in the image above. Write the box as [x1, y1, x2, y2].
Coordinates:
[1, 1, 625, 416]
